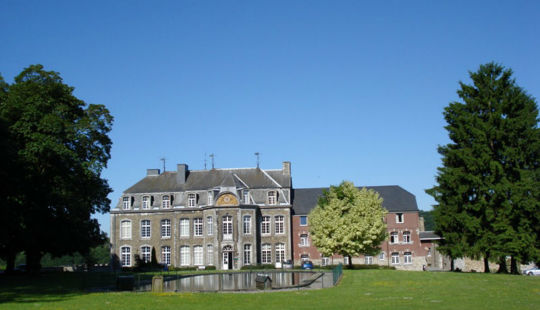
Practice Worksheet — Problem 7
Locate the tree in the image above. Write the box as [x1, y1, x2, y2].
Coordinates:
[309, 181, 387, 268]
[0, 65, 113, 274]
[427, 63, 540, 274]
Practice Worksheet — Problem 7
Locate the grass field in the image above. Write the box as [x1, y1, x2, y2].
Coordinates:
[1, 270, 539, 310]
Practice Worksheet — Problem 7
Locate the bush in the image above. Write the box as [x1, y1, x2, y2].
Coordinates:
[240, 264, 275, 270]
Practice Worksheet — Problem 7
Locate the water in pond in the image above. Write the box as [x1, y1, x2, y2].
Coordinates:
[139, 271, 334, 292]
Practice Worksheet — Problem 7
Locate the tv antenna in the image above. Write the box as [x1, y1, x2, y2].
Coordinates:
[160, 157, 166, 172]
[255, 152, 260, 168]
[209, 153, 215, 169]
[204, 153, 207, 170]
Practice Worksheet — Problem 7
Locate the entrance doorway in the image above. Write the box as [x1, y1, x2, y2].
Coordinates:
[222, 245, 233, 270]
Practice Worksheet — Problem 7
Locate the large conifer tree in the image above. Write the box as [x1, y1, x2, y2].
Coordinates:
[427, 63, 540, 273]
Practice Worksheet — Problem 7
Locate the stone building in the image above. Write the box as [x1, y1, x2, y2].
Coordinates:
[111, 161, 430, 271]
[110, 162, 292, 270]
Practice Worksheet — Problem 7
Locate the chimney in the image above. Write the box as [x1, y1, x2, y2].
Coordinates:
[177, 164, 188, 184]
[282, 161, 291, 176]
[147, 169, 160, 176]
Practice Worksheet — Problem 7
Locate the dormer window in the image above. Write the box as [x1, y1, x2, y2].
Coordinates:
[142, 196, 150, 209]
[122, 197, 130, 210]
[207, 192, 213, 205]
[243, 190, 250, 204]
[162, 195, 170, 209]
[267, 191, 277, 205]
[188, 193, 197, 207]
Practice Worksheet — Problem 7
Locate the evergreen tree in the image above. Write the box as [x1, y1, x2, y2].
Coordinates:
[427, 63, 540, 273]
[309, 181, 387, 268]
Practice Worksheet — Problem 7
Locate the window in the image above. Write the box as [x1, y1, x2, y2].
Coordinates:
[261, 216, 270, 234]
[141, 220, 151, 238]
[180, 246, 190, 266]
[161, 219, 171, 238]
[120, 220, 131, 239]
[162, 246, 171, 265]
[142, 196, 150, 209]
[243, 215, 251, 234]
[396, 213, 404, 223]
[261, 244, 272, 264]
[194, 246, 203, 265]
[344, 256, 350, 265]
[427, 247, 432, 257]
[322, 257, 329, 266]
[141, 246, 151, 263]
[379, 252, 386, 260]
[243, 190, 250, 204]
[403, 231, 411, 244]
[300, 216, 307, 226]
[121, 246, 131, 266]
[275, 243, 285, 263]
[301, 254, 309, 261]
[122, 197, 130, 210]
[207, 191, 213, 205]
[180, 218, 190, 237]
[300, 234, 309, 247]
[207, 245, 214, 265]
[223, 215, 232, 240]
[243, 244, 252, 265]
[194, 218, 203, 237]
[390, 232, 398, 244]
[267, 191, 277, 205]
[391, 252, 400, 264]
[188, 193, 196, 207]
[365, 256, 373, 265]
[404, 252, 412, 264]
[275, 215, 284, 234]
[162, 195, 170, 209]
[207, 216, 213, 235]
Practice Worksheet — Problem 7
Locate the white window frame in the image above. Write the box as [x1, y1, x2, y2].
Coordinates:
[223, 215, 233, 240]
[243, 244, 252, 265]
[243, 190, 250, 204]
[403, 231, 411, 244]
[121, 246, 131, 266]
[322, 257, 329, 266]
[161, 246, 171, 265]
[391, 252, 400, 264]
[299, 216, 307, 226]
[390, 232, 398, 244]
[206, 244, 214, 265]
[261, 244, 272, 264]
[194, 246, 203, 266]
[141, 246, 151, 263]
[243, 215, 251, 235]
[404, 252, 412, 264]
[207, 216, 213, 235]
[344, 256, 350, 265]
[122, 197, 130, 210]
[300, 254, 309, 262]
[161, 219, 171, 238]
[365, 256, 373, 265]
[180, 246, 190, 266]
[188, 193, 196, 207]
[300, 234, 309, 247]
[194, 218, 203, 237]
[162, 195, 170, 209]
[267, 191, 277, 205]
[142, 196, 150, 209]
[180, 218, 190, 237]
[396, 213, 404, 223]
[379, 252, 386, 260]
[207, 191, 213, 205]
[120, 220, 132, 240]
[140, 219, 151, 239]
[261, 216, 270, 235]
[275, 243, 285, 263]
[275, 215, 284, 234]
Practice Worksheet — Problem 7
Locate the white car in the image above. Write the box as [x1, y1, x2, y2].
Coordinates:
[522, 268, 540, 276]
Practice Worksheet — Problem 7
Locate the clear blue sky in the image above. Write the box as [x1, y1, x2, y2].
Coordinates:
[2, 1, 539, 236]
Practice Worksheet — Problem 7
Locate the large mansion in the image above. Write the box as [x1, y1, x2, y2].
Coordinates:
[110, 162, 439, 271]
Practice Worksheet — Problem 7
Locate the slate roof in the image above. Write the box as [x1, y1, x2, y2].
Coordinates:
[419, 231, 442, 240]
[124, 168, 291, 193]
[291, 186, 419, 215]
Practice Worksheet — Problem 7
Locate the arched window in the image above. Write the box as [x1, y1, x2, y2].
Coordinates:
[140, 220, 151, 238]
[275, 215, 284, 234]
[162, 195, 170, 209]
[161, 219, 171, 238]
[194, 246, 203, 265]
[120, 220, 131, 239]
[141, 246, 151, 263]
[267, 191, 277, 205]
[180, 246, 190, 266]
[261, 244, 272, 264]
[275, 243, 285, 263]
[162, 246, 171, 265]
[120, 246, 131, 266]
[223, 216, 233, 240]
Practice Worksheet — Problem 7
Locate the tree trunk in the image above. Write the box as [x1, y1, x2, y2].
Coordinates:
[510, 256, 519, 275]
[348, 255, 353, 269]
[497, 256, 508, 273]
[26, 249, 42, 275]
[483, 256, 490, 273]
[5, 252, 16, 274]
[450, 258, 455, 271]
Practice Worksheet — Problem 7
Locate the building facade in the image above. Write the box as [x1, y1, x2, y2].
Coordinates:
[111, 161, 429, 271]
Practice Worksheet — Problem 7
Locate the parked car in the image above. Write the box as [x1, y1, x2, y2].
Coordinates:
[282, 260, 293, 269]
[522, 268, 540, 276]
[302, 260, 313, 270]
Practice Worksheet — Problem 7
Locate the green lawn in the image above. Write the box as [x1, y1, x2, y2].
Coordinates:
[1, 270, 539, 310]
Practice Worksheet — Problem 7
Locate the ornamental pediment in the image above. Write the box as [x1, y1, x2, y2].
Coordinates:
[215, 193, 239, 206]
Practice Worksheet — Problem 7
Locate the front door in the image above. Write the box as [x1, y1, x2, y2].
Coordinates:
[222, 251, 233, 270]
